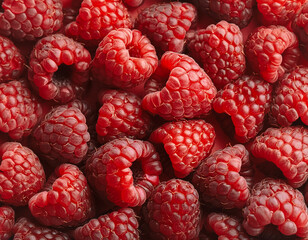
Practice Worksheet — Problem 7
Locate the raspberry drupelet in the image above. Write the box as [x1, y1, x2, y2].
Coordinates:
[28, 34, 91, 103]
[245, 25, 300, 83]
[0, 0, 63, 41]
[91, 28, 158, 89]
[142, 51, 217, 120]
[86, 138, 162, 207]
[0, 205, 14, 240]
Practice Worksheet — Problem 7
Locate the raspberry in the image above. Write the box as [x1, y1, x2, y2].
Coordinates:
[86, 138, 162, 207]
[124, 0, 143, 8]
[135, 2, 197, 55]
[13, 218, 70, 239]
[270, 66, 308, 127]
[250, 126, 308, 188]
[65, 0, 132, 46]
[0, 36, 24, 82]
[149, 119, 216, 178]
[190, 0, 254, 28]
[0, 0, 63, 41]
[212, 75, 272, 143]
[0, 205, 14, 240]
[91, 28, 158, 89]
[187, 21, 246, 89]
[205, 213, 251, 239]
[257, 0, 305, 26]
[243, 178, 308, 238]
[0, 80, 42, 140]
[192, 144, 253, 209]
[74, 208, 139, 240]
[245, 25, 300, 83]
[142, 51, 217, 120]
[143, 179, 201, 240]
[96, 89, 153, 144]
[31, 105, 90, 165]
[0, 142, 45, 206]
[28, 34, 91, 103]
[29, 163, 94, 228]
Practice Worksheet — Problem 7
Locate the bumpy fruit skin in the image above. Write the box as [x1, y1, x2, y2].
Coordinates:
[31, 105, 90, 165]
[187, 21, 246, 89]
[65, 0, 132, 46]
[74, 208, 139, 240]
[91, 28, 158, 89]
[245, 25, 300, 83]
[135, 2, 196, 55]
[13, 218, 70, 240]
[142, 51, 217, 120]
[0, 0, 63, 41]
[0, 36, 24, 82]
[257, 0, 305, 26]
[86, 138, 162, 207]
[28, 34, 91, 103]
[96, 89, 152, 144]
[0, 80, 42, 140]
[29, 164, 94, 228]
[271, 66, 308, 127]
[192, 144, 253, 209]
[243, 178, 308, 238]
[251, 126, 308, 188]
[0, 205, 14, 240]
[149, 119, 215, 178]
[213, 75, 272, 143]
[143, 179, 201, 240]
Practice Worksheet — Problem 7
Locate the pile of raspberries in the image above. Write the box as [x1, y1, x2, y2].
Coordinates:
[2, 0, 308, 239]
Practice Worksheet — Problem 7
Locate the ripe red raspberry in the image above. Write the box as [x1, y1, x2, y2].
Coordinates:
[149, 119, 215, 178]
[257, 0, 305, 26]
[0, 205, 14, 240]
[31, 105, 90, 165]
[205, 213, 251, 239]
[143, 179, 201, 240]
[0, 80, 42, 140]
[28, 34, 91, 103]
[65, 0, 132, 46]
[0, 36, 24, 82]
[96, 89, 153, 144]
[0, 0, 63, 41]
[142, 51, 217, 120]
[250, 126, 308, 188]
[270, 66, 308, 127]
[243, 178, 308, 238]
[212, 75, 272, 143]
[0, 142, 45, 206]
[187, 21, 246, 89]
[86, 138, 162, 207]
[135, 2, 197, 55]
[245, 25, 300, 83]
[192, 144, 253, 209]
[91, 28, 158, 89]
[144, 62, 169, 96]
[29, 163, 94, 228]
[74, 208, 139, 240]
[13, 218, 70, 239]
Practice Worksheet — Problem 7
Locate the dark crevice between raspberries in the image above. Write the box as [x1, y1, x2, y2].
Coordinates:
[259, 225, 298, 240]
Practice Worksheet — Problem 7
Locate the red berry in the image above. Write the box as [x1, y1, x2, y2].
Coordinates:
[187, 20, 246, 89]
[245, 25, 300, 83]
[149, 119, 216, 178]
[143, 179, 201, 240]
[86, 138, 162, 207]
[74, 208, 139, 240]
[0, 0, 63, 41]
[0, 205, 14, 240]
[135, 2, 197, 55]
[142, 51, 217, 120]
[124, 0, 143, 8]
[28, 34, 91, 103]
[29, 164, 94, 228]
[243, 178, 308, 238]
[91, 28, 158, 89]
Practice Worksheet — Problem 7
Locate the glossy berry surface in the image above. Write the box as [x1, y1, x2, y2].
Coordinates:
[0, 205, 14, 240]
